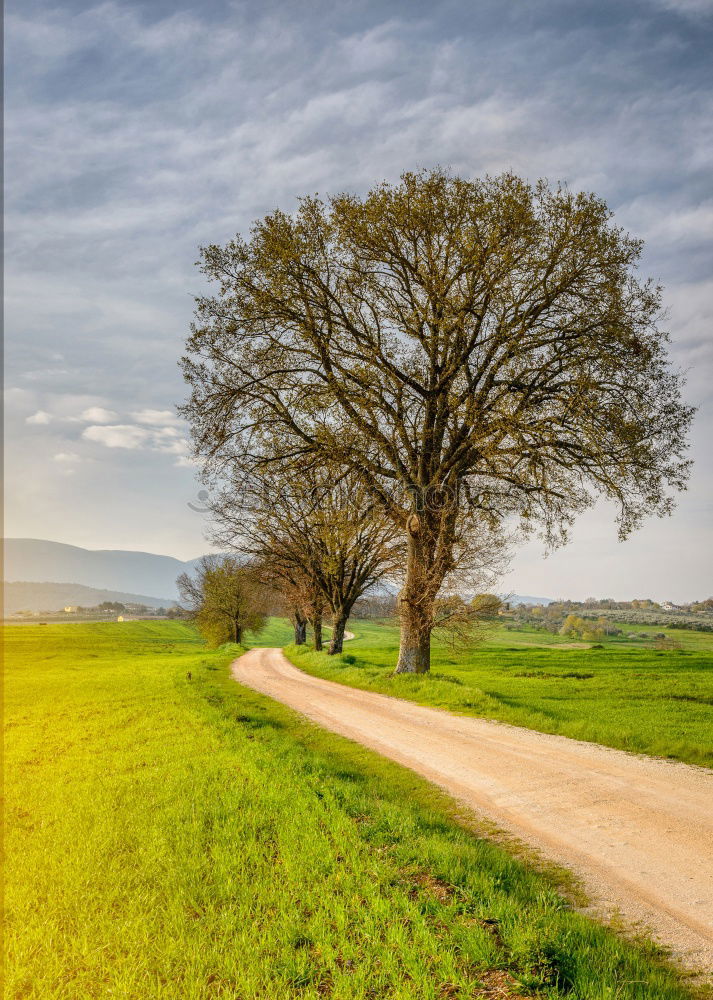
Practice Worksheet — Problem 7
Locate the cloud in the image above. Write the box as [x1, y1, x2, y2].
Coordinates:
[81, 417, 191, 466]
[54, 451, 81, 463]
[4, 0, 712, 586]
[82, 424, 150, 449]
[26, 409, 52, 425]
[155, 436, 189, 453]
[25, 402, 122, 426]
[80, 406, 119, 423]
[650, 0, 713, 16]
[132, 408, 182, 427]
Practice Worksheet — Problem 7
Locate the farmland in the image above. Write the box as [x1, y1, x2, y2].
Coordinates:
[3, 620, 704, 999]
[286, 620, 713, 768]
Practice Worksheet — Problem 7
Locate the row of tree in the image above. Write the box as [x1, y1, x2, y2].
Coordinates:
[529, 598, 713, 613]
[516, 602, 713, 631]
[177, 472, 507, 652]
[178, 170, 691, 670]
[210, 469, 404, 653]
[178, 471, 405, 652]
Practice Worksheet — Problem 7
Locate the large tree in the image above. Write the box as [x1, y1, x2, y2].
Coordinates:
[181, 170, 693, 672]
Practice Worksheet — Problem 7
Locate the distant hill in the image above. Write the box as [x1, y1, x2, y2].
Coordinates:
[3, 538, 553, 610]
[3, 581, 175, 616]
[505, 594, 553, 606]
[3, 538, 216, 600]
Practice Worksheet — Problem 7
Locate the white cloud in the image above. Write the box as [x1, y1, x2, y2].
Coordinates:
[80, 406, 119, 423]
[81, 419, 191, 466]
[25, 403, 122, 425]
[152, 429, 183, 445]
[82, 424, 150, 449]
[132, 408, 182, 427]
[54, 451, 81, 463]
[150, 435, 194, 466]
[26, 409, 52, 425]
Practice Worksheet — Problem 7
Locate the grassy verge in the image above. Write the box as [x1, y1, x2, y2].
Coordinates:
[284, 620, 713, 767]
[3, 620, 705, 999]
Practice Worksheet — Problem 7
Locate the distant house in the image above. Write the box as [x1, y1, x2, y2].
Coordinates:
[117, 615, 124, 622]
[63, 606, 78, 613]
[660, 601, 679, 611]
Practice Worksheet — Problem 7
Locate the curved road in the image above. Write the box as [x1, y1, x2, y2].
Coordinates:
[232, 647, 713, 972]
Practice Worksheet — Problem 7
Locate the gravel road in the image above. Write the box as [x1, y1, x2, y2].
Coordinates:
[232, 646, 713, 973]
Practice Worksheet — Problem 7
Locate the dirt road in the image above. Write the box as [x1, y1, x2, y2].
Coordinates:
[232, 647, 713, 971]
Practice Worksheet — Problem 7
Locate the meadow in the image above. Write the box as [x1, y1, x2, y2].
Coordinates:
[3, 620, 705, 999]
[286, 620, 713, 768]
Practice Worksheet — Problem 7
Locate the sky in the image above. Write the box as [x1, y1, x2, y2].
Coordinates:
[5, 0, 713, 602]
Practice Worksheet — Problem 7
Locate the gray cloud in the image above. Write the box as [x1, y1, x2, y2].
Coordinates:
[5, 0, 712, 595]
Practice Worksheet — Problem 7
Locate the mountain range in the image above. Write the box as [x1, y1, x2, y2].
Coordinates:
[4, 538, 208, 599]
[3, 538, 213, 613]
[4, 582, 175, 616]
[3, 538, 553, 613]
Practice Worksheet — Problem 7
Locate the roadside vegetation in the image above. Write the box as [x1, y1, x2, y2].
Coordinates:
[286, 619, 713, 768]
[4, 621, 704, 999]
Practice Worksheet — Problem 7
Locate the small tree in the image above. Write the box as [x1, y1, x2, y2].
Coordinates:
[559, 613, 606, 640]
[177, 556, 267, 647]
[471, 593, 504, 617]
[560, 613, 585, 637]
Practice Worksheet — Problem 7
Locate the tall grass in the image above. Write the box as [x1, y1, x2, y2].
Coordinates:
[3, 621, 702, 998]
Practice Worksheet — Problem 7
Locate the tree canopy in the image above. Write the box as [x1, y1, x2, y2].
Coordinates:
[177, 556, 267, 647]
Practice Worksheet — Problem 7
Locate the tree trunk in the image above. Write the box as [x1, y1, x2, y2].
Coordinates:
[234, 619, 243, 645]
[394, 512, 439, 673]
[311, 614, 323, 651]
[327, 614, 348, 655]
[294, 610, 307, 645]
[394, 600, 432, 673]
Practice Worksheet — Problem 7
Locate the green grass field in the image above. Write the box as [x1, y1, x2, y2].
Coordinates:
[286, 620, 713, 767]
[4, 620, 706, 999]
